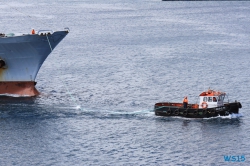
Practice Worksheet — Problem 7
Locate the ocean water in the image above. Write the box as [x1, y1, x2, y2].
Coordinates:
[0, 1, 250, 165]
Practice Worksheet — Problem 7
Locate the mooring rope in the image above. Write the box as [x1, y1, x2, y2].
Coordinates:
[46, 34, 53, 52]
[45, 31, 84, 111]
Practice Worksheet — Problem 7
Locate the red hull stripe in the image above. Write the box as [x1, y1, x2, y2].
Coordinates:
[0, 81, 39, 96]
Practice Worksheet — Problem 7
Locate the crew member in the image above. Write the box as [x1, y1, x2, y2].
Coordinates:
[183, 96, 188, 108]
[31, 28, 35, 34]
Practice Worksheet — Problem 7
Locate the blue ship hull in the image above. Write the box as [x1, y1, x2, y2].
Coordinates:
[0, 28, 69, 96]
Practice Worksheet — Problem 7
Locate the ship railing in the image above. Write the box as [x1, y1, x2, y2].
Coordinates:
[37, 30, 54, 36]
[64, 27, 70, 32]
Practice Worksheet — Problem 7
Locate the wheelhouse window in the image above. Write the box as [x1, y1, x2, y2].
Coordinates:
[213, 97, 217, 102]
[208, 97, 212, 102]
[222, 95, 225, 101]
[203, 97, 207, 102]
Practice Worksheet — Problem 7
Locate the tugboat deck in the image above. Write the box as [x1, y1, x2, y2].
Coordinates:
[154, 89, 242, 118]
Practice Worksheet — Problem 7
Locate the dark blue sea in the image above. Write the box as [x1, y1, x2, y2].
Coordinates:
[0, 1, 250, 165]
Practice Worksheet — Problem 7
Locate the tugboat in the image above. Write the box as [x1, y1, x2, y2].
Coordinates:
[154, 89, 242, 118]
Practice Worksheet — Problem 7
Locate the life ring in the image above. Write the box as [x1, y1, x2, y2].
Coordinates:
[203, 109, 207, 115]
[174, 109, 179, 115]
[167, 110, 171, 115]
[183, 109, 188, 116]
[210, 109, 215, 114]
[193, 110, 198, 115]
[198, 109, 203, 115]
[201, 102, 208, 109]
